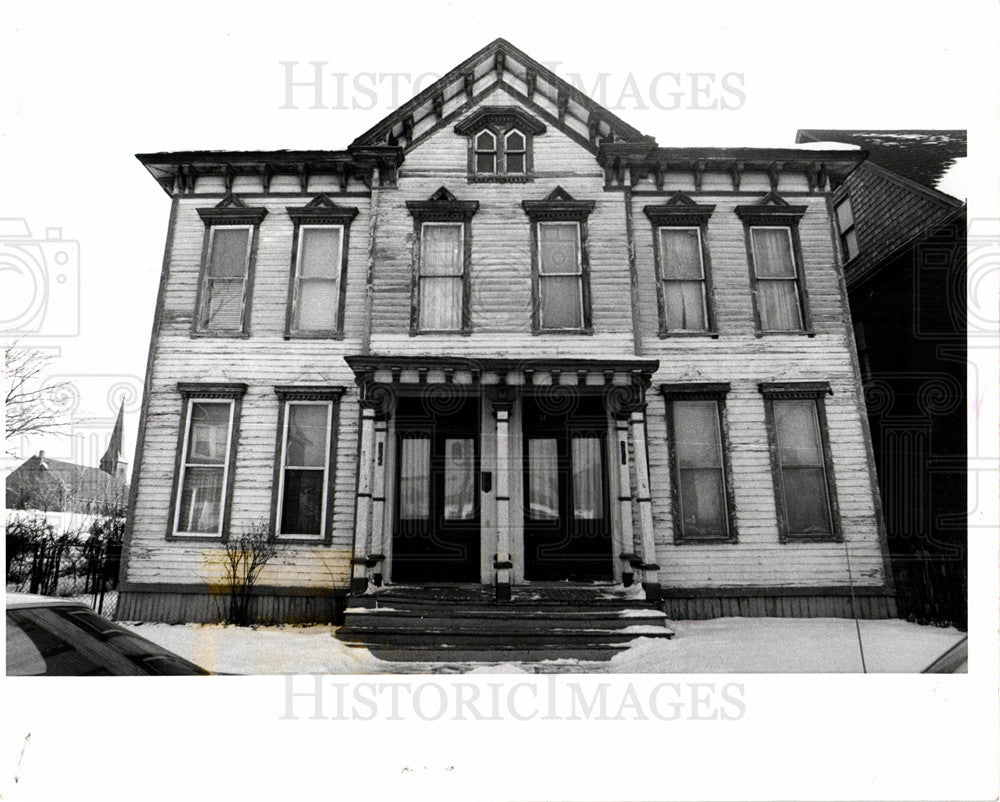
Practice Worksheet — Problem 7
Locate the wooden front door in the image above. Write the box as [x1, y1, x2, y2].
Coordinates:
[522, 395, 613, 581]
[392, 396, 480, 582]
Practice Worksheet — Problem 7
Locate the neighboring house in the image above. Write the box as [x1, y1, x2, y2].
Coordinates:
[118, 39, 894, 624]
[797, 129, 967, 627]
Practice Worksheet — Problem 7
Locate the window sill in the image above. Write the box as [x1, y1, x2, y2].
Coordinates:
[166, 533, 225, 542]
[284, 331, 345, 340]
[779, 533, 843, 544]
[190, 330, 251, 339]
[467, 174, 534, 183]
[274, 536, 331, 545]
[409, 329, 473, 337]
[754, 330, 816, 338]
[532, 328, 594, 336]
[673, 535, 739, 545]
[658, 331, 720, 339]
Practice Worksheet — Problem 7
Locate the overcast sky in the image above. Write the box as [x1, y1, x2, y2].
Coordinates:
[2, 0, 996, 476]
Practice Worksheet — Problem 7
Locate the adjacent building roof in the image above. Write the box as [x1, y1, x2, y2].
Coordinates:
[6, 452, 129, 513]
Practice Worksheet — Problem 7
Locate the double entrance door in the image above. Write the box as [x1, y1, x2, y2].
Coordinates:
[391, 393, 612, 583]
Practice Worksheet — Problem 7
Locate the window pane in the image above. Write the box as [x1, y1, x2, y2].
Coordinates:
[782, 467, 832, 534]
[444, 438, 475, 521]
[757, 280, 802, 330]
[843, 229, 859, 260]
[528, 438, 558, 521]
[673, 401, 722, 468]
[539, 223, 580, 274]
[419, 276, 463, 330]
[571, 436, 603, 520]
[664, 280, 708, 331]
[298, 228, 341, 279]
[505, 131, 525, 150]
[679, 467, 727, 536]
[285, 404, 328, 468]
[209, 228, 249, 277]
[773, 400, 823, 466]
[187, 403, 231, 464]
[505, 152, 525, 173]
[835, 199, 854, 231]
[400, 438, 430, 519]
[751, 228, 796, 277]
[660, 229, 703, 279]
[421, 224, 463, 276]
[204, 278, 244, 330]
[475, 130, 495, 150]
[294, 279, 339, 331]
[540, 275, 583, 329]
[280, 469, 324, 536]
[178, 466, 224, 532]
[476, 152, 496, 172]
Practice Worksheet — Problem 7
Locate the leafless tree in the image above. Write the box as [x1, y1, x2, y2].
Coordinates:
[4, 343, 76, 455]
[220, 520, 280, 626]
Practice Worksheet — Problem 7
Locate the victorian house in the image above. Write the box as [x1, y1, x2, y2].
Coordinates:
[117, 40, 894, 630]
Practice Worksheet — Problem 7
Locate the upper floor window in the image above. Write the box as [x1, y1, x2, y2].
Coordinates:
[645, 195, 717, 335]
[736, 195, 810, 334]
[835, 196, 858, 261]
[523, 187, 595, 333]
[406, 187, 479, 334]
[195, 196, 267, 336]
[285, 196, 358, 338]
[170, 383, 247, 539]
[759, 382, 840, 541]
[455, 107, 545, 181]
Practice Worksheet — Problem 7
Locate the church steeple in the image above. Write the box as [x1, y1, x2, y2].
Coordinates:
[99, 400, 127, 481]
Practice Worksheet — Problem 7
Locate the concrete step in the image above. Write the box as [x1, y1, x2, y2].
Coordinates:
[354, 643, 629, 663]
[337, 626, 672, 648]
[344, 609, 670, 632]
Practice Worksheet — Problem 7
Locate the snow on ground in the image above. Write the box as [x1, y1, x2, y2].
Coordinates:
[123, 617, 965, 675]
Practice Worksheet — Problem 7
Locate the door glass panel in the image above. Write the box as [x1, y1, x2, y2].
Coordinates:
[571, 436, 603, 520]
[444, 438, 475, 521]
[528, 438, 559, 520]
[400, 437, 430, 519]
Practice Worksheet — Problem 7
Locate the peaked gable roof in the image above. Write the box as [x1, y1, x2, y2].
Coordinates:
[7, 454, 129, 510]
[351, 38, 653, 154]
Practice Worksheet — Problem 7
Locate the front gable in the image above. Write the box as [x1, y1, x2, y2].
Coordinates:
[351, 38, 653, 156]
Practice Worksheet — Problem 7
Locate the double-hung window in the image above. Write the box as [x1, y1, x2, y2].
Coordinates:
[455, 107, 545, 181]
[736, 198, 810, 333]
[523, 188, 595, 333]
[645, 197, 717, 335]
[406, 188, 479, 334]
[661, 384, 736, 542]
[760, 383, 840, 540]
[170, 383, 246, 538]
[286, 197, 358, 337]
[834, 196, 858, 261]
[195, 199, 266, 335]
[272, 387, 342, 541]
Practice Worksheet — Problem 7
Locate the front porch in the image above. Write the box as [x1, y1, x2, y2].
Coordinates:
[344, 356, 663, 603]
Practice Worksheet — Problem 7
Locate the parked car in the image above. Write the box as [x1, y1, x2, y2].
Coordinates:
[6, 594, 210, 676]
[921, 636, 968, 673]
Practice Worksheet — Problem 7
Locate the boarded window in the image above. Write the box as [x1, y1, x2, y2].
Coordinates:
[771, 398, 834, 535]
[200, 227, 251, 332]
[750, 226, 804, 331]
[671, 400, 729, 538]
[278, 402, 331, 538]
[538, 221, 583, 329]
[835, 197, 858, 261]
[176, 401, 233, 535]
[659, 227, 708, 331]
[418, 223, 464, 330]
[292, 226, 343, 332]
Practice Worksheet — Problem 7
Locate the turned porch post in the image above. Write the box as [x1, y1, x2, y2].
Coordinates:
[630, 405, 661, 602]
[614, 414, 639, 586]
[493, 400, 514, 602]
[368, 413, 389, 585]
[350, 401, 377, 593]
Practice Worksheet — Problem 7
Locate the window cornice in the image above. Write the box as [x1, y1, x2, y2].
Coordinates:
[758, 381, 833, 398]
[197, 194, 267, 226]
[454, 106, 547, 136]
[274, 386, 346, 402]
[522, 187, 595, 221]
[735, 192, 807, 226]
[177, 382, 248, 399]
[407, 186, 479, 222]
[286, 194, 359, 225]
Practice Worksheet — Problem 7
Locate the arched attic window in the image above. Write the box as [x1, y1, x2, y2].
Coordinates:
[474, 130, 497, 174]
[504, 129, 526, 174]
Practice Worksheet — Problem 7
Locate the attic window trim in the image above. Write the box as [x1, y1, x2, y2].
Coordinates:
[458, 109, 543, 180]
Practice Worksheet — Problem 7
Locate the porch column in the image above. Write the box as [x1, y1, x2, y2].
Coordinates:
[614, 415, 639, 586]
[369, 413, 389, 586]
[630, 406, 661, 602]
[493, 401, 514, 602]
[350, 402, 377, 593]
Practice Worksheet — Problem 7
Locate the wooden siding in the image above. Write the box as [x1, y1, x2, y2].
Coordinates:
[124, 84, 888, 606]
